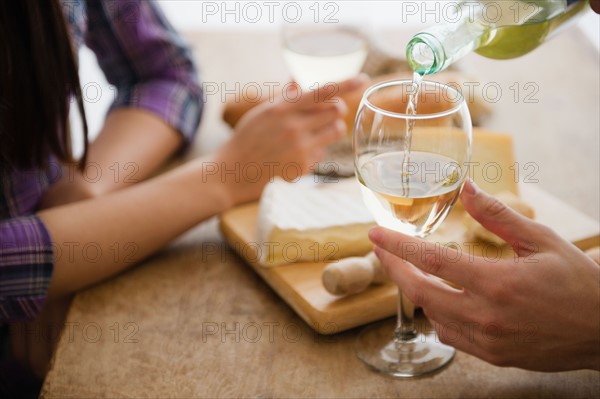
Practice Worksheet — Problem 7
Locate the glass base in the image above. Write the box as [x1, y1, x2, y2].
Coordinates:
[356, 320, 455, 378]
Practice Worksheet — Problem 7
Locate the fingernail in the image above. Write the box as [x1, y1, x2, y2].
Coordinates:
[336, 120, 347, 138]
[336, 99, 348, 115]
[355, 73, 369, 85]
[373, 245, 382, 258]
[346, 73, 368, 89]
[368, 227, 383, 244]
[463, 179, 478, 196]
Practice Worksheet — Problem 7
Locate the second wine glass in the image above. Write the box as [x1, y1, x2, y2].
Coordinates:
[353, 79, 472, 377]
[282, 22, 367, 90]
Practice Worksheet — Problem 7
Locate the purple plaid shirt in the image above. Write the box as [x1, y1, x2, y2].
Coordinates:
[0, 0, 202, 322]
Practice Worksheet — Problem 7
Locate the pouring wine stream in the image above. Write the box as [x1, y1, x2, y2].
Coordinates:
[402, 72, 424, 198]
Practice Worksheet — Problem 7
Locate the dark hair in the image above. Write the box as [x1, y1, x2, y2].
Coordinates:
[0, 0, 88, 170]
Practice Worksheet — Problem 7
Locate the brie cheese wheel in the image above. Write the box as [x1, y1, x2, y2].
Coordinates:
[257, 178, 375, 267]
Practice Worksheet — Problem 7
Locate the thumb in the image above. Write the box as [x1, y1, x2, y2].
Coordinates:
[460, 180, 551, 252]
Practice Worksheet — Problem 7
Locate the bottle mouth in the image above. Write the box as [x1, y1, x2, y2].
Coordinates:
[406, 33, 447, 76]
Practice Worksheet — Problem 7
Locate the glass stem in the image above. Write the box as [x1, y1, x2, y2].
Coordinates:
[394, 288, 417, 342]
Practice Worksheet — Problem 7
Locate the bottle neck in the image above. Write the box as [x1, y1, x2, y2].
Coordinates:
[406, 22, 487, 75]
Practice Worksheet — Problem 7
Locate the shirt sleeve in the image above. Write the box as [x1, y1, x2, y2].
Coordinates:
[84, 0, 203, 145]
[0, 216, 54, 323]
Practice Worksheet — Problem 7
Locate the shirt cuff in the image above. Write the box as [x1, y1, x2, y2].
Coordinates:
[0, 216, 54, 323]
[110, 80, 203, 148]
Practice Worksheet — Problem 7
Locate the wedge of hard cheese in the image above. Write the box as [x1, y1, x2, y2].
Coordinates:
[470, 128, 518, 195]
[257, 178, 375, 267]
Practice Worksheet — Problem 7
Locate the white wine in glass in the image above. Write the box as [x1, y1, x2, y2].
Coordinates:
[282, 25, 367, 90]
[358, 150, 464, 236]
[353, 79, 472, 377]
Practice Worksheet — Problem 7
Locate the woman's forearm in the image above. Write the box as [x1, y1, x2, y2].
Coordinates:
[38, 157, 231, 299]
[82, 109, 184, 191]
[38, 76, 364, 301]
[40, 109, 183, 208]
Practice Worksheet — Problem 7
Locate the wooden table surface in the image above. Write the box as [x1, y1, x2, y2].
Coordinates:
[41, 29, 600, 398]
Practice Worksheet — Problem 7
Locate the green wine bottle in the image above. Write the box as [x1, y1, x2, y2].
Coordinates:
[406, 0, 590, 75]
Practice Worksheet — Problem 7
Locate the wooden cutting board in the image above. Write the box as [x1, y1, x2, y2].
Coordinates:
[219, 185, 599, 335]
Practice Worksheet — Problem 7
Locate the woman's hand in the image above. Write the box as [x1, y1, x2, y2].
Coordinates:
[213, 75, 367, 206]
[368, 180, 600, 372]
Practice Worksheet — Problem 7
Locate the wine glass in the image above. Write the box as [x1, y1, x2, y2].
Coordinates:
[281, 22, 367, 90]
[353, 79, 472, 377]
[281, 21, 368, 177]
